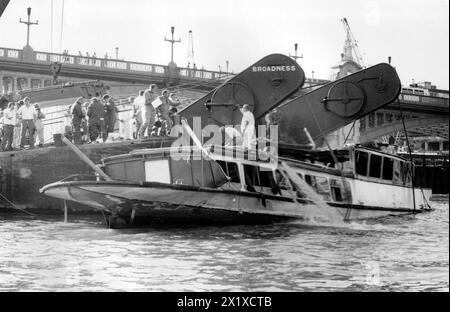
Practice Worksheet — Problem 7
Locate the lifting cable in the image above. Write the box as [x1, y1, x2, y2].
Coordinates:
[306, 98, 352, 220]
[397, 99, 433, 211]
[344, 120, 357, 145]
[59, 0, 65, 54]
[397, 98, 416, 212]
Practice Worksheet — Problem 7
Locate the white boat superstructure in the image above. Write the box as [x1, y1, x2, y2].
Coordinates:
[40, 144, 432, 228]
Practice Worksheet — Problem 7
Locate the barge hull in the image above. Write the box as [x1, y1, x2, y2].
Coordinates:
[0, 138, 175, 213]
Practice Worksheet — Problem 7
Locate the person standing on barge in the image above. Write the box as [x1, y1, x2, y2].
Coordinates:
[34, 103, 46, 147]
[139, 84, 157, 138]
[71, 97, 86, 144]
[157, 89, 173, 136]
[0, 103, 16, 151]
[132, 91, 145, 139]
[17, 97, 37, 149]
[86, 97, 105, 143]
[102, 94, 117, 141]
[12, 101, 23, 149]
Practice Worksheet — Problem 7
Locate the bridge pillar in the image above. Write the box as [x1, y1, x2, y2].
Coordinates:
[22, 45, 35, 62]
[14, 76, 19, 92]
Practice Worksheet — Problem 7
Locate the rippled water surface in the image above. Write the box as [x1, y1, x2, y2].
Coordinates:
[0, 203, 448, 291]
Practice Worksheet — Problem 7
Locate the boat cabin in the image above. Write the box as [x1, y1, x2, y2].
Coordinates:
[99, 145, 415, 206]
[101, 147, 229, 188]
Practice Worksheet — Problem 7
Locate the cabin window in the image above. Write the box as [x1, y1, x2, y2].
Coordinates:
[399, 161, 405, 184]
[144, 160, 171, 183]
[305, 175, 331, 200]
[355, 150, 369, 176]
[330, 179, 352, 202]
[243, 165, 274, 189]
[382, 157, 394, 181]
[217, 161, 240, 183]
[443, 141, 449, 151]
[428, 142, 440, 151]
[404, 163, 413, 185]
[244, 165, 279, 194]
[369, 154, 382, 178]
[393, 160, 402, 185]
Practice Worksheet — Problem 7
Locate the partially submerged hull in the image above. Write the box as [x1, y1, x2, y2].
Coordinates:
[40, 180, 427, 227]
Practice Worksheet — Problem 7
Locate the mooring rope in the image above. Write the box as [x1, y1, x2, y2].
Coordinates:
[0, 192, 35, 216]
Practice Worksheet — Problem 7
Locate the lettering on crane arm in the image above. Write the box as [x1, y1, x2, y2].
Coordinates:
[252, 65, 296, 72]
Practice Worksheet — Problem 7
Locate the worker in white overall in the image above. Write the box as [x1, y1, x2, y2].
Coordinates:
[239, 104, 256, 150]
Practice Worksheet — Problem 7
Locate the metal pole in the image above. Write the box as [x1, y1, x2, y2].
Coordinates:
[62, 136, 112, 181]
[115, 47, 119, 59]
[164, 26, 181, 64]
[19, 7, 38, 47]
[26, 8, 30, 46]
[170, 27, 174, 62]
[64, 200, 68, 222]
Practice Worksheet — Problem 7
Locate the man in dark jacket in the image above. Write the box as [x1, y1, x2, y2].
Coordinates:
[102, 94, 117, 141]
[71, 97, 86, 144]
[71, 97, 86, 134]
[86, 97, 105, 143]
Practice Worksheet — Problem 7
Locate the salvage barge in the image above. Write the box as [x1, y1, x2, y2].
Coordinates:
[0, 137, 176, 213]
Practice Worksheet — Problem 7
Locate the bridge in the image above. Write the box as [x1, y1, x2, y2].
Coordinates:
[1, 45, 448, 145]
[0, 46, 329, 96]
[358, 92, 449, 143]
[0, 46, 231, 95]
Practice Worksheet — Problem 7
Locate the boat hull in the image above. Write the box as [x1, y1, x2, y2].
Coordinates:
[40, 180, 424, 227]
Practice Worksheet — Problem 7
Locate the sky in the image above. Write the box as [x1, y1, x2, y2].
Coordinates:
[0, 0, 449, 89]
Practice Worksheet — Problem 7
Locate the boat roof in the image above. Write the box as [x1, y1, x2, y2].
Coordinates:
[102, 143, 412, 166]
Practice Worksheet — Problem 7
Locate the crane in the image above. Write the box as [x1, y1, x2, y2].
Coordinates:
[341, 17, 365, 68]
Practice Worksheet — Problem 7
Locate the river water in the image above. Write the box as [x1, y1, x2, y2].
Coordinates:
[0, 202, 448, 292]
